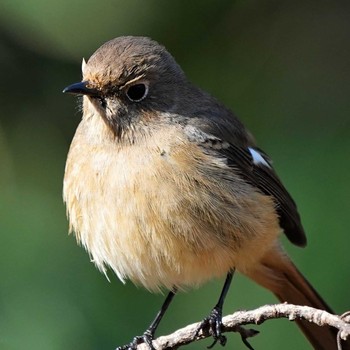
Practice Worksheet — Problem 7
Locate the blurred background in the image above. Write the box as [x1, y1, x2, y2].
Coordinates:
[0, 1, 349, 349]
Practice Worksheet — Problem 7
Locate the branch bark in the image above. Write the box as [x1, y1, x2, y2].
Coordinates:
[134, 303, 350, 350]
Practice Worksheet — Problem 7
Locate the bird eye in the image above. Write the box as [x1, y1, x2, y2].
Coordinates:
[125, 83, 148, 102]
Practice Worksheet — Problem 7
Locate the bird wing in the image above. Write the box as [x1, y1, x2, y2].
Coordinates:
[184, 124, 306, 247]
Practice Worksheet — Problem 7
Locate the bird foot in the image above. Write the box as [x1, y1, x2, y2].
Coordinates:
[196, 306, 227, 348]
[116, 329, 155, 350]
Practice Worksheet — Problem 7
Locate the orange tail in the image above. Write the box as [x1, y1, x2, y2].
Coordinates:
[244, 247, 349, 350]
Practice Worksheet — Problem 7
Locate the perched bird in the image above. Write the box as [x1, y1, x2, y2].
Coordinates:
[63, 36, 346, 350]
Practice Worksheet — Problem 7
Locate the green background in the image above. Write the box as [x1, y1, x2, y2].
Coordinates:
[0, 1, 349, 349]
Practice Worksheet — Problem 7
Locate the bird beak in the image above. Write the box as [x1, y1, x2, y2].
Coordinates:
[63, 81, 99, 97]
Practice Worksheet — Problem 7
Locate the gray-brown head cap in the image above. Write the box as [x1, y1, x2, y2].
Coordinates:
[83, 36, 186, 88]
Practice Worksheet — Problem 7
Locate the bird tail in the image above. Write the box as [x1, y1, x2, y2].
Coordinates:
[244, 246, 348, 350]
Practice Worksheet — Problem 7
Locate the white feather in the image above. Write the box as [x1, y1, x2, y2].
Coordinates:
[248, 147, 270, 167]
[81, 58, 87, 74]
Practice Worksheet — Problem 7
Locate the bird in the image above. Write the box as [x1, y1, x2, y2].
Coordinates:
[63, 36, 346, 350]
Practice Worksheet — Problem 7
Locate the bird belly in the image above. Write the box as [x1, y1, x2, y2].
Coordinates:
[64, 126, 280, 292]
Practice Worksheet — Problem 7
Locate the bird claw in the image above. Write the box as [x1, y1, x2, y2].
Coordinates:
[116, 330, 155, 350]
[196, 306, 227, 348]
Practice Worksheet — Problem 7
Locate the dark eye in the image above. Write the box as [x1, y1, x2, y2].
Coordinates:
[126, 83, 148, 102]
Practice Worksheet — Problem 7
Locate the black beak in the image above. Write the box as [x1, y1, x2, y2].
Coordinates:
[63, 81, 99, 96]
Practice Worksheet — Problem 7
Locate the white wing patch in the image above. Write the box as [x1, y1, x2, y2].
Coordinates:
[248, 147, 270, 167]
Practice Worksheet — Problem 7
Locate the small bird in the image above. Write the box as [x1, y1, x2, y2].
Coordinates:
[63, 36, 345, 350]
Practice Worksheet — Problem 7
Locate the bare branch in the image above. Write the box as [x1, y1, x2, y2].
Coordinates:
[134, 303, 350, 350]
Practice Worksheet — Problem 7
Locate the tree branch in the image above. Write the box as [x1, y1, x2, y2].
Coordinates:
[135, 303, 350, 350]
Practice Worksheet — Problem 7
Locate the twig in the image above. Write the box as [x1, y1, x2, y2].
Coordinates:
[134, 303, 350, 350]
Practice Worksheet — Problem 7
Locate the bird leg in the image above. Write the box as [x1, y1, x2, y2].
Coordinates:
[196, 270, 234, 348]
[116, 289, 177, 350]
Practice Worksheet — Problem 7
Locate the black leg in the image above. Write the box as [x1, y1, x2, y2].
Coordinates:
[197, 270, 235, 348]
[116, 289, 177, 350]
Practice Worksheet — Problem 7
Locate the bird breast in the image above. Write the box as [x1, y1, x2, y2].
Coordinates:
[63, 112, 280, 292]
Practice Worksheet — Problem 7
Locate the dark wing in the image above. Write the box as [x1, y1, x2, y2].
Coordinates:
[183, 123, 306, 247]
[220, 144, 306, 247]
